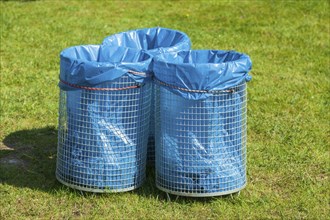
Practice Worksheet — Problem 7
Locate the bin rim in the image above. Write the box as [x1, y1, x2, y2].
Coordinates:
[60, 44, 152, 65]
[152, 49, 250, 66]
[152, 49, 252, 100]
[102, 27, 191, 52]
[59, 45, 153, 91]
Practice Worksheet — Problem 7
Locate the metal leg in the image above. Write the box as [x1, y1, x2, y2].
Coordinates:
[166, 192, 171, 202]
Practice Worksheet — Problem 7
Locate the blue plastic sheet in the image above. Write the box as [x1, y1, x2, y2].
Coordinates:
[102, 27, 191, 164]
[153, 50, 252, 100]
[154, 50, 252, 195]
[102, 27, 191, 56]
[56, 45, 152, 191]
[59, 45, 152, 90]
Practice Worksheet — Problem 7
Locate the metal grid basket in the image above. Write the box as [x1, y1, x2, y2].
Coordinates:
[102, 28, 192, 166]
[155, 83, 247, 197]
[56, 76, 151, 192]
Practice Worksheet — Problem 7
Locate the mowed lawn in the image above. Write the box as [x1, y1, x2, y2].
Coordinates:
[0, 0, 329, 219]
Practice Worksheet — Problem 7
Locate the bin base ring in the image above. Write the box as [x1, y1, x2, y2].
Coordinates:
[56, 174, 143, 193]
[156, 183, 246, 197]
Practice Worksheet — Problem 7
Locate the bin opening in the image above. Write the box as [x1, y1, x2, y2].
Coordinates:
[102, 27, 191, 54]
[153, 50, 252, 100]
[161, 50, 244, 64]
[59, 45, 152, 91]
[60, 45, 151, 63]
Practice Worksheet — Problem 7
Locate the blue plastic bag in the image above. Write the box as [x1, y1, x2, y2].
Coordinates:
[102, 27, 191, 56]
[153, 50, 252, 100]
[56, 45, 152, 191]
[59, 45, 152, 90]
[153, 50, 252, 195]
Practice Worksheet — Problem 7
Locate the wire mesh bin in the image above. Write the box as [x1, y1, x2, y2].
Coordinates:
[56, 45, 152, 192]
[102, 27, 191, 165]
[153, 50, 252, 197]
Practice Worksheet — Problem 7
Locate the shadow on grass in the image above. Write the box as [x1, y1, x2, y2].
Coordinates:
[0, 128, 238, 203]
[0, 126, 62, 193]
[134, 166, 238, 204]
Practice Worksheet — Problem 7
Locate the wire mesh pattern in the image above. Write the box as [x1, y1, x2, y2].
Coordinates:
[56, 76, 151, 192]
[155, 83, 247, 196]
[147, 83, 156, 165]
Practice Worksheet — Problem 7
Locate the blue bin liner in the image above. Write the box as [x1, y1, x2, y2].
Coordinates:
[153, 50, 252, 195]
[56, 45, 152, 191]
[102, 27, 191, 164]
[59, 45, 152, 90]
[102, 27, 191, 56]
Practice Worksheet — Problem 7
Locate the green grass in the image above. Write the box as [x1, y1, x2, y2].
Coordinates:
[0, 0, 329, 219]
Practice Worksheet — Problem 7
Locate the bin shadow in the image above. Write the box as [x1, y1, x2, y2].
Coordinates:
[0, 126, 62, 193]
[1, 128, 239, 203]
[134, 166, 238, 204]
